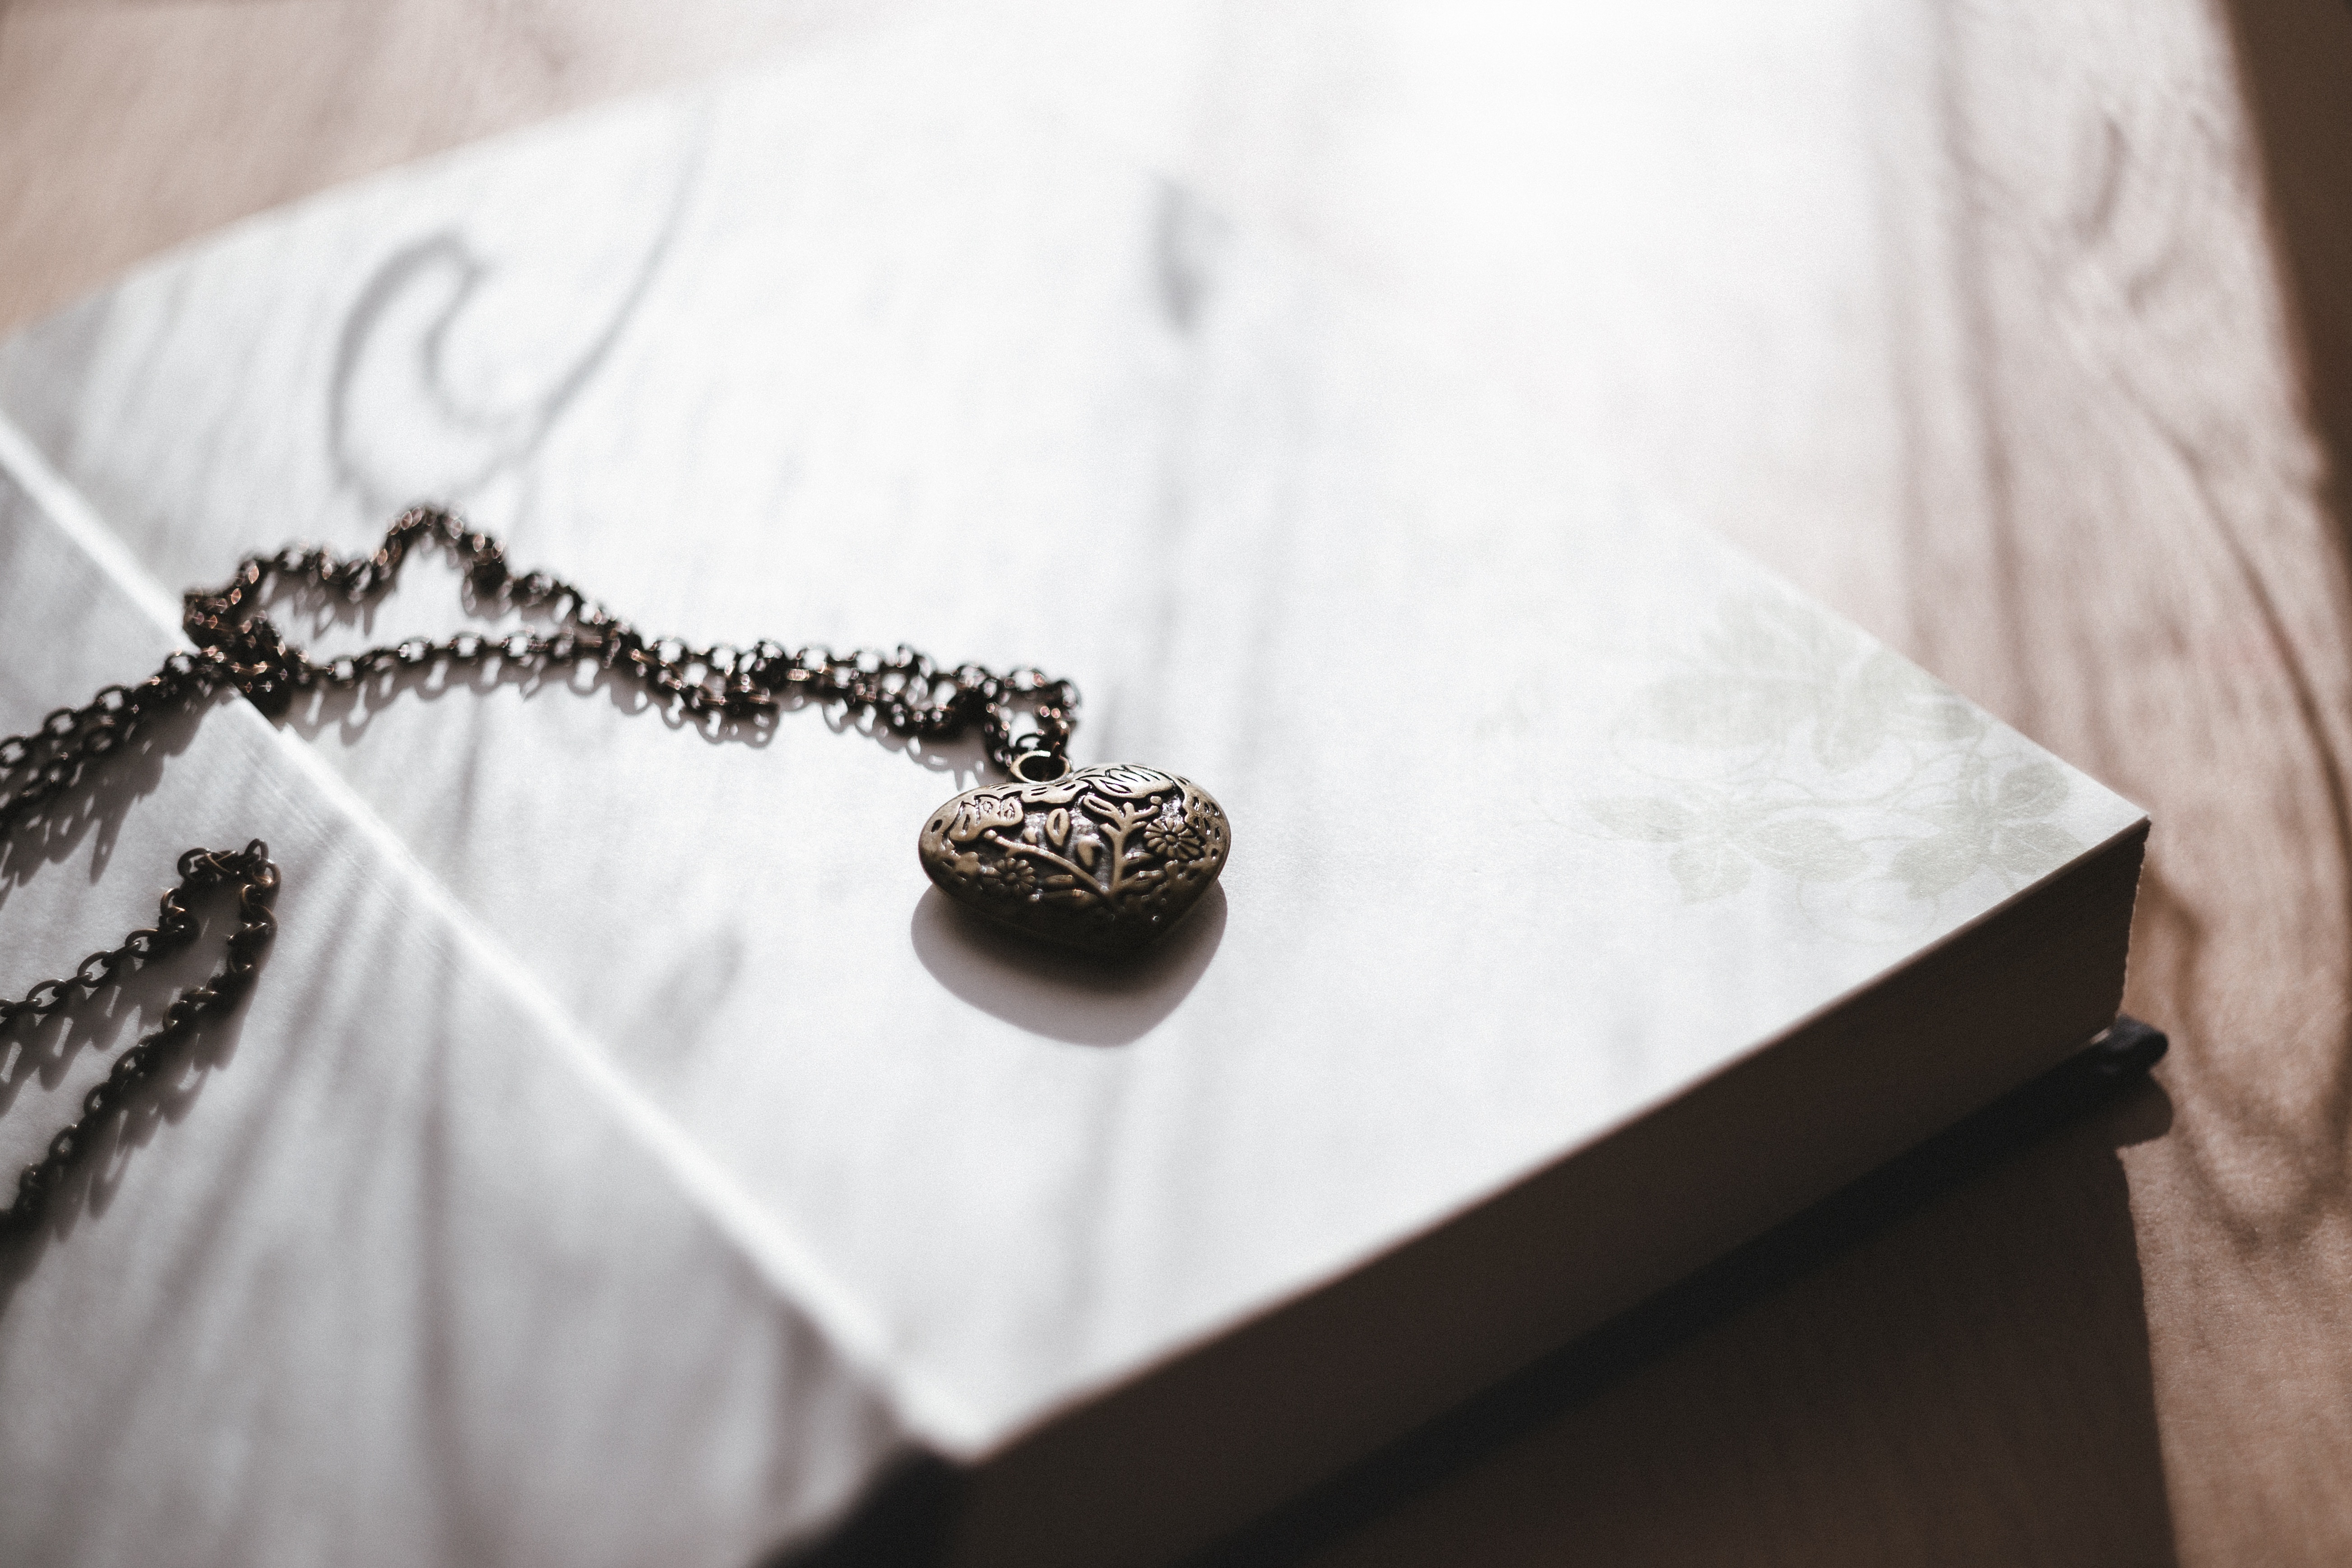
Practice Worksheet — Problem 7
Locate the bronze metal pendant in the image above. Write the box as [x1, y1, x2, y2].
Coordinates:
[918, 764, 1231, 955]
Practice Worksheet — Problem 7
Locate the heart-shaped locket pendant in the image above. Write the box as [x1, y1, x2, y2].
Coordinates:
[918, 764, 1231, 955]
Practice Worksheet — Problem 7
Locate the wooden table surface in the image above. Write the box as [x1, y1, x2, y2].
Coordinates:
[4, 2, 2347, 1564]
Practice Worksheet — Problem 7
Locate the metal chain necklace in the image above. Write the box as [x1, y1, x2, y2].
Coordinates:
[0, 507, 1230, 1235]
[0, 846, 279, 1238]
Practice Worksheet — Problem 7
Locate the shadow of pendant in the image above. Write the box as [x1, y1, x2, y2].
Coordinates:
[916, 765, 1231, 956]
[909, 884, 1226, 1047]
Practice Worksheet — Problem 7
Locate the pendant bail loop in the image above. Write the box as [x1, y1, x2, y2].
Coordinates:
[1009, 749, 1069, 784]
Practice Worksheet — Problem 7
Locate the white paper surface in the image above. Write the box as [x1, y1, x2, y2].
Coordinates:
[0, 467, 918, 1567]
[0, 3, 2146, 1560]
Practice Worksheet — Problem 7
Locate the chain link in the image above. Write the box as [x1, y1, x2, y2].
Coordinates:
[0, 842, 279, 1239]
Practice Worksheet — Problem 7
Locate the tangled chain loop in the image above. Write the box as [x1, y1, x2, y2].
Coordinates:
[176, 506, 1080, 770]
[0, 506, 1079, 839]
[0, 842, 279, 1239]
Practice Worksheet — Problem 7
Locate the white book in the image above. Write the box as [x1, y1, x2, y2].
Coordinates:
[0, 13, 2144, 1567]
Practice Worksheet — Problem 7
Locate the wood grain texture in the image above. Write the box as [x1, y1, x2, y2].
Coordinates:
[2, 2, 2345, 1565]
[1885, 5, 2352, 1562]
[0, 0, 878, 334]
